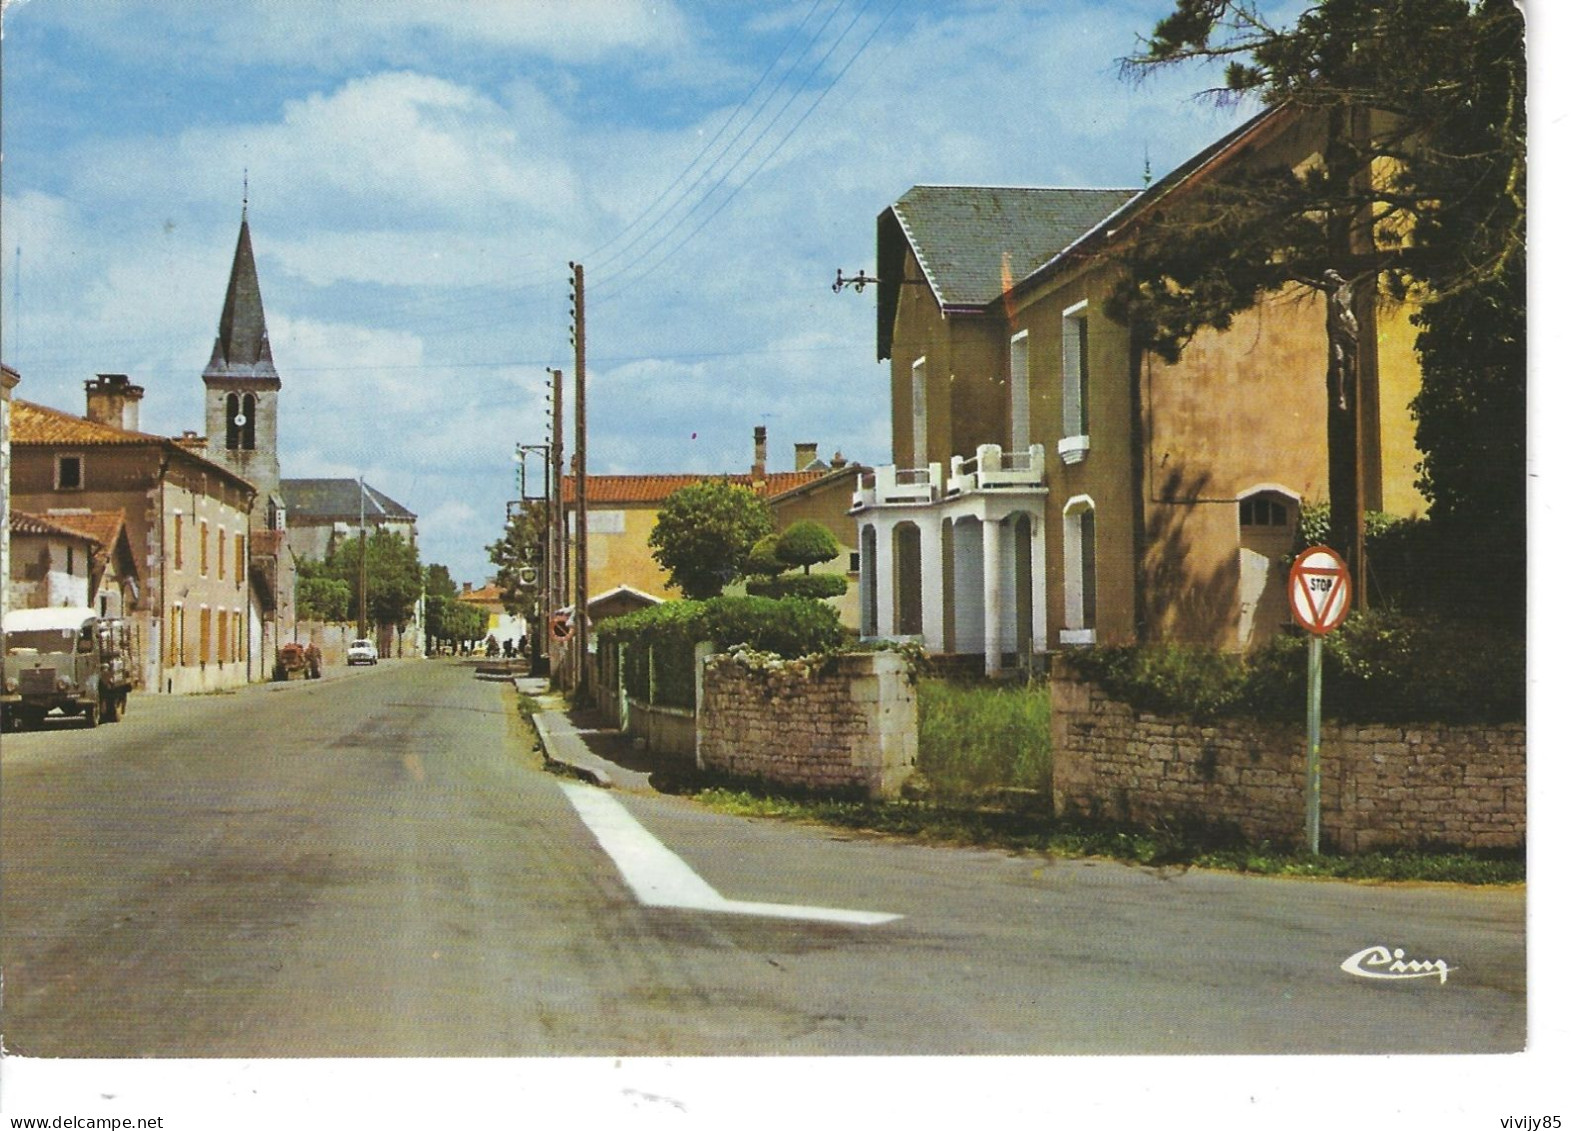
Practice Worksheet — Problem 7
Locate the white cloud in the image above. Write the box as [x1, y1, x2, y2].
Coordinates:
[27, 0, 694, 68]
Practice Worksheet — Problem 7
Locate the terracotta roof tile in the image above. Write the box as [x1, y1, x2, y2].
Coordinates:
[10, 510, 102, 544]
[11, 399, 166, 445]
[561, 470, 830, 505]
[45, 509, 128, 550]
[10, 398, 258, 497]
[459, 585, 504, 603]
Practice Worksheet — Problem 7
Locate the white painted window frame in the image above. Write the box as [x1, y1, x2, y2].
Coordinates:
[1059, 301, 1090, 465]
[1009, 330, 1031, 453]
[1061, 494, 1097, 645]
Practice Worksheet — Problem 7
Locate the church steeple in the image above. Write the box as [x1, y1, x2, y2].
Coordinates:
[204, 208, 277, 382]
[203, 202, 282, 509]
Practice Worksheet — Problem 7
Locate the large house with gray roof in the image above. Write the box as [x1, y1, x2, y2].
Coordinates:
[280, 478, 418, 563]
[856, 105, 1428, 673]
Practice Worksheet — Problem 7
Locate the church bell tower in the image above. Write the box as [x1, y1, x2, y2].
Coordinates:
[202, 198, 282, 512]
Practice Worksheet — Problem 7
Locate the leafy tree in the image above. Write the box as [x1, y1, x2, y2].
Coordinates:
[426, 563, 459, 601]
[486, 504, 548, 617]
[320, 528, 422, 633]
[1111, 0, 1525, 605]
[648, 480, 774, 599]
[424, 593, 487, 653]
[295, 557, 351, 622]
[360, 528, 423, 631]
[422, 563, 484, 652]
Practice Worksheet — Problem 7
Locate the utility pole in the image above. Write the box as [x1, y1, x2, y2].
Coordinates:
[550, 368, 565, 650]
[570, 262, 588, 694]
[357, 475, 368, 642]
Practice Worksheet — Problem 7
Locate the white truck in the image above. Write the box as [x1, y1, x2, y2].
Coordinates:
[1, 606, 136, 731]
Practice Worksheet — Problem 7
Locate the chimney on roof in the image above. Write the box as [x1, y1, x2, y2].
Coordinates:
[830, 450, 847, 469]
[462, 582, 473, 594]
[752, 425, 767, 483]
[175, 430, 207, 453]
[84, 373, 145, 432]
[794, 442, 819, 471]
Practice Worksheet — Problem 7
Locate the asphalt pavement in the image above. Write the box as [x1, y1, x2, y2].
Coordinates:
[0, 658, 1527, 1058]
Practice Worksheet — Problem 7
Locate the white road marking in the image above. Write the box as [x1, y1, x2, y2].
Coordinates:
[559, 782, 901, 926]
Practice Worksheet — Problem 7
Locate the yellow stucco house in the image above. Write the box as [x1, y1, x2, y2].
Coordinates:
[562, 430, 867, 628]
[858, 105, 1426, 674]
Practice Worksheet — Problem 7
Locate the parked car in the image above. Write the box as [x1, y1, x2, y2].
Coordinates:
[347, 638, 378, 666]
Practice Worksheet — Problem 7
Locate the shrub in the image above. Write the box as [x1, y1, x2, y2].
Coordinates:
[744, 573, 849, 599]
[1063, 611, 1524, 724]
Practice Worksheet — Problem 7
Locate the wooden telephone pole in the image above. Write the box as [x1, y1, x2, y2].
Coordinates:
[570, 262, 589, 694]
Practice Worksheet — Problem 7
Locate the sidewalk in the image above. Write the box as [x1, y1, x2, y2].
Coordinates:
[515, 677, 656, 793]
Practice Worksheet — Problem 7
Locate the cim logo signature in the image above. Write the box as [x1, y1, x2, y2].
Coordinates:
[1341, 944, 1452, 984]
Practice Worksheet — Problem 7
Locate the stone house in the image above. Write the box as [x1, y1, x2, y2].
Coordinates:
[9, 395, 260, 693]
[8, 508, 139, 619]
[857, 105, 1426, 674]
[55, 508, 141, 618]
[7, 511, 99, 609]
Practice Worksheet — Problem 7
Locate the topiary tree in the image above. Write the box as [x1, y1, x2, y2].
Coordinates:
[745, 534, 787, 579]
[774, 521, 841, 575]
[743, 520, 848, 600]
[649, 480, 775, 599]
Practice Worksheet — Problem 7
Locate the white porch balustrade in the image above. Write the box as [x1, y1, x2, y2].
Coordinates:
[851, 462, 943, 509]
[851, 445, 1050, 677]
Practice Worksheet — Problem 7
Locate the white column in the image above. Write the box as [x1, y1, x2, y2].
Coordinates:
[874, 518, 896, 641]
[981, 517, 1002, 677]
[920, 514, 945, 648]
[1031, 510, 1050, 654]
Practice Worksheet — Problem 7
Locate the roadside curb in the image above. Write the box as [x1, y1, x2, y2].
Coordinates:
[528, 711, 612, 788]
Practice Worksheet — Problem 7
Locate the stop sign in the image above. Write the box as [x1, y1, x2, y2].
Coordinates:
[1288, 546, 1352, 635]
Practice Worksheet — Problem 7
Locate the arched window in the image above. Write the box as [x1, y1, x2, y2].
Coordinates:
[225, 393, 241, 450]
[1236, 486, 1300, 649]
[241, 393, 257, 450]
[1061, 495, 1096, 644]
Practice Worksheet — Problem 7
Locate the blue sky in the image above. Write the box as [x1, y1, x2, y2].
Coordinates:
[0, 0, 1263, 584]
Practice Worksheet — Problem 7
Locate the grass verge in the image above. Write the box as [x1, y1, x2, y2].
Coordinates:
[687, 786, 1524, 885]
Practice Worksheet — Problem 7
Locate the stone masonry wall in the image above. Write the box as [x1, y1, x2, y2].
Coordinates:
[1049, 658, 1525, 853]
[696, 650, 917, 800]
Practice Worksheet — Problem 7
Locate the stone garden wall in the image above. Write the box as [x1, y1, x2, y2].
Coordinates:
[1050, 657, 1525, 852]
[696, 650, 917, 800]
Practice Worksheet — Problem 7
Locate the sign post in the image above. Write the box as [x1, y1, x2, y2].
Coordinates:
[1288, 546, 1352, 855]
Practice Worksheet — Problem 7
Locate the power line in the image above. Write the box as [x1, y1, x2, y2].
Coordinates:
[578, 0, 832, 269]
[602, 0, 902, 303]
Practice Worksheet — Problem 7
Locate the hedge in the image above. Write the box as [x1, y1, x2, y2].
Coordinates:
[743, 574, 849, 600]
[1062, 611, 1524, 725]
[596, 595, 848, 662]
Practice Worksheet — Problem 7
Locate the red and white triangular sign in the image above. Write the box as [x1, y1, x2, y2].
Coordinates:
[1288, 546, 1352, 635]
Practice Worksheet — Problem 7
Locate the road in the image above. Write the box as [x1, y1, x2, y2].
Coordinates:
[0, 659, 1525, 1056]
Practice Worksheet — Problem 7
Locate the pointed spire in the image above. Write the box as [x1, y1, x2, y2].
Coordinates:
[204, 202, 277, 381]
